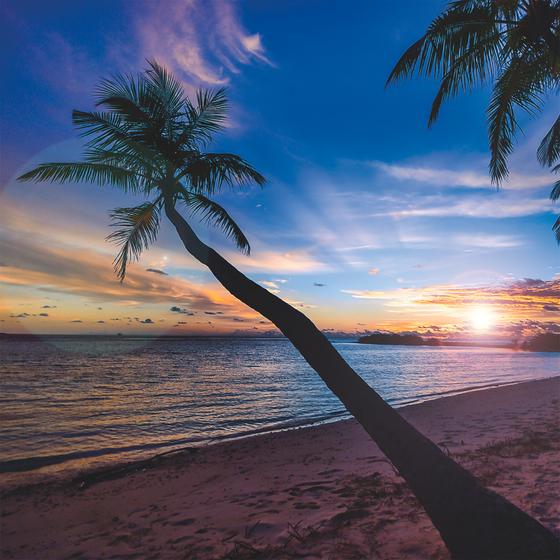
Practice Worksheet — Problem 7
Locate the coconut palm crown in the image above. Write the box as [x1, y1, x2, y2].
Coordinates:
[387, 0, 560, 241]
[18, 60, 265, 279]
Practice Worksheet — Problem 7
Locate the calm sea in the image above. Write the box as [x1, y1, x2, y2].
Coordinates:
[0, 336, 558, 486]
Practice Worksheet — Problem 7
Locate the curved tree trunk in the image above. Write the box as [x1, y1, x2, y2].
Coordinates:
[165, 201, 559, 560]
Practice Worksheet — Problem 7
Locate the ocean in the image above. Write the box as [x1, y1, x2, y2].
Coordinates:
[0, 335, 558, 486]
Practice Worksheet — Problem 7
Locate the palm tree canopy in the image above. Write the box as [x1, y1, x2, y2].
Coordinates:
[387, 0, 560, 183]
[18, 61, 266, 280]
[387, 0, 560, 242]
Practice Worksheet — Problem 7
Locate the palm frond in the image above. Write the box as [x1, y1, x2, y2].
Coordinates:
[551, 175, 560, 201]
[95, 68, 173, 142]
[106, 199, 162, 281]
[537, 115, 560, 166]
[17, 162, 141, 191]
[428, 30, 505, 125]
[16, 60, 266, 254]
[387, 0, 560, 211]
[487, 55, 548, 183]
[72, 109, 128, 146]
[180, 89, 228, 148]
[387, 3, 501, 86]
[72, 110, 161, 162]
[95, 71, 146, 109]
[554, 214, 560, 243]
[180, 153, 266, 194]
[183, 191, 250, 254]
[145, 60, 187, 120]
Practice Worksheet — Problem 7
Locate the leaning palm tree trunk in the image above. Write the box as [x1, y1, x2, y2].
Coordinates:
[165, 200, 559, 560]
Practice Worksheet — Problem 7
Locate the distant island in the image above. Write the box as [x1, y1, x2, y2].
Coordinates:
[358, 332, 559, 352]
[358, 333, 440, 346]
[520, 333, 560, 353]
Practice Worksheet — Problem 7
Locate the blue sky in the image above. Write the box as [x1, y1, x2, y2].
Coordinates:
[1, 0, 558, 338]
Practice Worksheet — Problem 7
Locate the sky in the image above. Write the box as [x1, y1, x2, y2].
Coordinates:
[1, 0, 559, 341]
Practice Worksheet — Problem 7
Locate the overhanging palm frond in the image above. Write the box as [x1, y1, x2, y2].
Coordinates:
[106, 199, 162, 281]
[17, 162, 141, 191]
[551, 169, 560, 201]
[487, 55, 548, 183]
[387, 4, 501, 86]
[181, 153, 266, 194]
[183, 192, 251, 255]
[387, 0, 560, 237]
[427, 30, 504, 125]
[538, 115, 560, 166]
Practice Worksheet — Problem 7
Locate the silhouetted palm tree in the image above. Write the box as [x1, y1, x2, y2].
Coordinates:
[19, 62, 559, 559]
[387, 0, 560, 241]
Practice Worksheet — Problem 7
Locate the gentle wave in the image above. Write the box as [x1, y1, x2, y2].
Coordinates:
[0, 336, 558, 484]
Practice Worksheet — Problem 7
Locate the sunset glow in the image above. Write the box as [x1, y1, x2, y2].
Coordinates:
[1, 0, 558, 345]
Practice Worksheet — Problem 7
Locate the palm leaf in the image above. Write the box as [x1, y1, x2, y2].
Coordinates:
[180, 153, 265, 194]
[106, 199, 162, 281]
[145, 60, 188, 120]
[180, 89, 228, 148]
[183, 192, 251, 254]
[17, 162, 141, 191]
[72, 110, 161, 163]
[428, 30, 505, 125]
[550, 173, 560, 201]
[387, 0, 560, 215]
[387, 4, 501, 86]
[17, 60, 266, 266]
[487, 54, 548, 183]
[537, 115, 560, 167]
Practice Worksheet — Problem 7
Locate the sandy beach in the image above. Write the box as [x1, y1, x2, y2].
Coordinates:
[1, 376, 559, 559]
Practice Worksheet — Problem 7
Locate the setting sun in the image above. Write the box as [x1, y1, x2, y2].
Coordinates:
[469, 306, 496, 332]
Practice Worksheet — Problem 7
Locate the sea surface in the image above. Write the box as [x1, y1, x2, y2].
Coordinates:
[0, 335, 558, 486]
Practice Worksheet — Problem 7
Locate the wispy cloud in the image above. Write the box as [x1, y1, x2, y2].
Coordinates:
[342, 278, 560, 316]
[0, 233, 237, 313]
[371, 160, 553, 190]
[131, 0, 273, 89]
[380, 193, 552, 219]
[229, 249, 330, 274]
[453, 234, 524, 248]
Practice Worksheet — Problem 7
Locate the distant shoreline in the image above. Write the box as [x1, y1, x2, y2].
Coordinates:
[358, 332, 560, 352]
[2, 331, 558, 351]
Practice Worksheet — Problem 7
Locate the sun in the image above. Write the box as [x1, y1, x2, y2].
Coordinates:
[469, 306, 496, 332]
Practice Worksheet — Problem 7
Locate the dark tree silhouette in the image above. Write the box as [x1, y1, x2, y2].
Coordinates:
[387, 0, 560, 242]
[19, 62, 559, 559]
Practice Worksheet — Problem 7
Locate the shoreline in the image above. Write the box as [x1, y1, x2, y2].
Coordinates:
[2, 376, 559, 559]
[1, 375, 556, 490]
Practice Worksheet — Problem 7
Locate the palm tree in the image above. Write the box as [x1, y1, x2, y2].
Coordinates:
[387, 0, 560, 241]
[18, 62, 559, 559]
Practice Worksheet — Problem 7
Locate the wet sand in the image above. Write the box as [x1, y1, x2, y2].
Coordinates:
[1, 376, 559, 559]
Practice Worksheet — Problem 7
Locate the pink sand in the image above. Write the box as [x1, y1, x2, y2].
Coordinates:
[2, 377, 559, 559]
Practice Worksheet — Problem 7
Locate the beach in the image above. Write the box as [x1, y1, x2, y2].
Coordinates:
[2, 376, 559, 559]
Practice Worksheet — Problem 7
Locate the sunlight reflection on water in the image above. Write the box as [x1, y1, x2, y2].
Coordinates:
[0, 336, 557, 484]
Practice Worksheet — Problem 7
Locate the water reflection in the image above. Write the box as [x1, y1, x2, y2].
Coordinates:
[0, 336, 557, 485]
